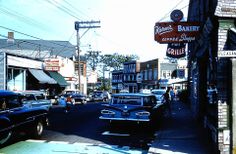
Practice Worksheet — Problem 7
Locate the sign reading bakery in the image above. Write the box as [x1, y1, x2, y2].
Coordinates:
[154, 22, 200, 43]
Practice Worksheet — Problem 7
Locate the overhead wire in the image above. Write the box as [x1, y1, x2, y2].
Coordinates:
[158, 0, 186, 22]
[62, 0, 93, 20]
[0, 25, 75, 49]
[54, 31, 76, 57]
[0, 0, 101, 59]
[44, 0, 82, 21]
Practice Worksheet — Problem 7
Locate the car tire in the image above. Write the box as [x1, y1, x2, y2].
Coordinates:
[0, 130, 12, 145]
[30, 120, 44, 138]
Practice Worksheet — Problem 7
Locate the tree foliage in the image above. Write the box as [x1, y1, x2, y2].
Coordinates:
[100, 53, 139, 71]
[84, 51, 101, 71]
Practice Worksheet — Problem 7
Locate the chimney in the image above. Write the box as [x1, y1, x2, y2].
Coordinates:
[7, 32, 14, 44]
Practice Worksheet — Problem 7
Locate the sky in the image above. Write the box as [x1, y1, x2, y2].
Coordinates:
[0, 0, 189, 61]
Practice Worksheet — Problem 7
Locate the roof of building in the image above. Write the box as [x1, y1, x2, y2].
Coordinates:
[0, 39, 75, 58]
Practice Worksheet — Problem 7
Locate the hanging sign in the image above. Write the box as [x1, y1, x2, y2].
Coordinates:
[154, 22, 200, 43]
[170, 9, 184, 22]
[166, 43, 186, 58]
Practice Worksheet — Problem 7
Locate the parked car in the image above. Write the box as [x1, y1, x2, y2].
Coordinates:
[92, 91, 111, 102]
[151, 89, 166, 104]
[17, 90, 52, 111]
[0, 90, 49, 145]
[99, 93, 164, 124]
[58, 89, 87, 105]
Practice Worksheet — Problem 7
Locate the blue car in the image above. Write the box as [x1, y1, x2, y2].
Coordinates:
[0, 90, 48, 145]
[99, 93, 164, 124]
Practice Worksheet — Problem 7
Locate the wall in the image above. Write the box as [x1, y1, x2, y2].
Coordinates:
[0, 52, 5, 89]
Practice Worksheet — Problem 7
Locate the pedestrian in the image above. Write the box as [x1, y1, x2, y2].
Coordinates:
[163, 87, 171, 116]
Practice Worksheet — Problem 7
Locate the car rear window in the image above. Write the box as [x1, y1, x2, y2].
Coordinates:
[152, 90, 165, 95]
[112, 96, 141, 105]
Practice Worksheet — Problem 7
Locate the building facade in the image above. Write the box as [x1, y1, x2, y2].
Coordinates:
[140, 58, 159, 90]
[123, 61, 140, 93]
[188, 0, 236, 153]
[111, 70, 123, 93]
[0, 36, 87, 95]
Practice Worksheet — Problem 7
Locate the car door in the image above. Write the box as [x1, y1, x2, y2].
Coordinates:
[2, 95, 32, 130]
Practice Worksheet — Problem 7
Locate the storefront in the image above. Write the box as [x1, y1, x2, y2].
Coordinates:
[1, 53, 59, 91]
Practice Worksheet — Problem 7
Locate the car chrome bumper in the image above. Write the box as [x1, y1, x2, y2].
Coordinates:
[99, 116, 150, 122]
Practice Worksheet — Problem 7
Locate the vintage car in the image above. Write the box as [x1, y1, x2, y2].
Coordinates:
[99, 93, 164, 123]
[17, 90, 52, 111]
[58, 89, 87, 105]
[91, 91, 111, 102]
[0, 90, 49, 145]
[151, 89, 166, 104]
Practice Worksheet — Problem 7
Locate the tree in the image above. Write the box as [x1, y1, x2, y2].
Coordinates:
[100, 53, 139, 71]
[85, 51, 101, 71]
[98, 53, 139, 91]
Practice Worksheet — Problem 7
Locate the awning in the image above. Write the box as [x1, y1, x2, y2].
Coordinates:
[29, 69, 57, 84]
[47, 71, 68, 87]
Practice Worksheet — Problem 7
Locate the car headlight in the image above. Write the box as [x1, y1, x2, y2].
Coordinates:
[135, 111, 150, 117]
[101, 109, 115, 115]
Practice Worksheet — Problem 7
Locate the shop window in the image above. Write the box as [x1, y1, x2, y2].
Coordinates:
[7, 68, 25, 91]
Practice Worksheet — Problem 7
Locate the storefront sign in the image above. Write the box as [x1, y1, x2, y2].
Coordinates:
[44, 59, 60, 71]
[154, 22, 200, 43]
[218, 50, 236, 58]
[166, 43, 186, 58]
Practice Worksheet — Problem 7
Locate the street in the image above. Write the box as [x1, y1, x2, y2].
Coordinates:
[0, 101, 160, 153]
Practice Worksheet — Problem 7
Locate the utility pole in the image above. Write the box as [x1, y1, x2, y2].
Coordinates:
[74, 21, 100, 92]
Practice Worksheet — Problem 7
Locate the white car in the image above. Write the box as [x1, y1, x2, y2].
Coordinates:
[151, 89, 166, 104]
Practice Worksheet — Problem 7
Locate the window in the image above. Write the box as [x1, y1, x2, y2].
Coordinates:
[0, 95, 20, 110]
[143, 96, 156, 106]
[162, 70, 171, 78]
[112, 96, 141, 105]
[149, 69, 152, 80]
[154, 68, 158, 79]
[7, 68, 26, 91]
[144, 70, 148, 80]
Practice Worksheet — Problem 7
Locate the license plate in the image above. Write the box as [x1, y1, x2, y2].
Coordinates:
[122, 112, 130, 116]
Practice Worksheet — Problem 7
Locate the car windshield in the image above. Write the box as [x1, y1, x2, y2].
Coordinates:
[65, 91, 76, 95]
[112, 96, 142, 105]
[35, 94, 45, 100]
[152, 90, 165, 95]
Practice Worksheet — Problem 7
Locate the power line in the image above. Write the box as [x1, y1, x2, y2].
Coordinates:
[62, 0, 92, 20]
[44, 0, 82, 21]
[0, 25, 75, 49]
[158, 0, 187, 22]
[0, 6, 49, 31]
[0, 33, 75, 60]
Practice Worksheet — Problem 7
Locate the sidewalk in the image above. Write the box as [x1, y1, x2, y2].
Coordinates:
[148, 100, 214, 154]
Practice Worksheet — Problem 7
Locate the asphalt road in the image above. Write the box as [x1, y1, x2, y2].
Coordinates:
[44, 102, 158, 150]
[0, 101, 160, 152]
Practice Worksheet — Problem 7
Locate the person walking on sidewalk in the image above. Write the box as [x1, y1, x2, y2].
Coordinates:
[163, 87, 171, 116]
